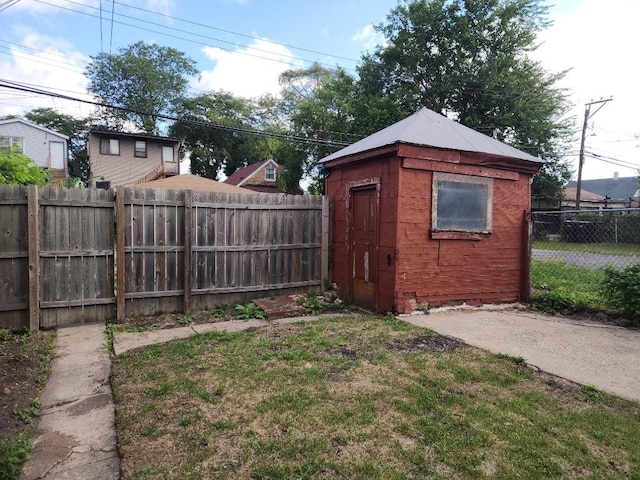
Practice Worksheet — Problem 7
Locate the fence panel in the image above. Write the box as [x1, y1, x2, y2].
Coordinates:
[0, 183, 327, 329]
[0, 185, 29, 330]
[189, 191, 324, 311]
[121, 187, 186, 317]
[39, 186, 116, 327]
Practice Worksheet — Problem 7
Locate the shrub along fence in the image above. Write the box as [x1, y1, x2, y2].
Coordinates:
[0, 184, 328, 331]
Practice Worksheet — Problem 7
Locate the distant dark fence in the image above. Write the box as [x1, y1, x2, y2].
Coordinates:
[0, 184, 328, 331]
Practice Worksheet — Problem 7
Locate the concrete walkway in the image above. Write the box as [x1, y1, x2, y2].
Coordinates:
[404, 308, 640, 402]
[20, 323, 119, 480]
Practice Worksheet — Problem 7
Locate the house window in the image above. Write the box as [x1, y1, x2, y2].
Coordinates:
[161, 145, 174, 163]
[432, 172, 493, 232]
[265, 166, 276, 182]
[134, 140, 147, 158]
[0, 136, 24, 153]
[100, 138, 120, 155]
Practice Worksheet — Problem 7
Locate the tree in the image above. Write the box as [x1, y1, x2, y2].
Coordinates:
[169, 92, 267, 179]
[25, 108, 91, 181]
[85, 41, 198, 134]
[0, 146, 49, 185]
[356, 0, 573, 197]
[277, 64, 359, 192]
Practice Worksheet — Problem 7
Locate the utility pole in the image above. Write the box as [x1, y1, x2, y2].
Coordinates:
[575, 97, 612, 209]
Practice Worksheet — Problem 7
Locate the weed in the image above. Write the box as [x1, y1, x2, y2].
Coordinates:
[211, 304, 232, 318]
[297, 294, 324, 315]
[600, 265, 640, 325]
[417, 302, 430, 313]
[0, 328, 11, 341]
[0, 435, 31, 480]
[234, 303, 266, 320]
[177, 315, 194, 325]
[12, 402, 39, 425]
[497, 353, 526, 365]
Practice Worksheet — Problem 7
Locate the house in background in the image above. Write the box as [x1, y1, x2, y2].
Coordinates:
[0, 118, 68, 181]
[224, 159, 286, 193]
[564, 174, 639, 209]
[88, 130, 181, 188]
[320, 107, 544, 314]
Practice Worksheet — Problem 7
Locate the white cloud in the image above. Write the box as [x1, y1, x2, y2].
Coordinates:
[535, 0, 640, 179]
[196, 38, 302, 99]
[351, 24, 383, 51]
[0, 28, 91, 118]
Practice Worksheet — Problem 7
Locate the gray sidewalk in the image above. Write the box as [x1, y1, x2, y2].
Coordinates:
[20, 323, 119, 480]
[404, 308, 640, 402]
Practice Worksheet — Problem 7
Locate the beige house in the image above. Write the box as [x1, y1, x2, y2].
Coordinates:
[88, 130, 181, 188]
[224, 159, 284, 193]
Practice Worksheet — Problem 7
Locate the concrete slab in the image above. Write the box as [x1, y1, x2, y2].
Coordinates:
[404, 309, 640, 402]
[20, 323, 120, 480]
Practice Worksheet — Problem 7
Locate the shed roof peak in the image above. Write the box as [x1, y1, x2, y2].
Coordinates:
[320, 107, 542, 164]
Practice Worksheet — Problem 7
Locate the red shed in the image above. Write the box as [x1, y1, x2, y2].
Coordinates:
[320, 108, 544, 313]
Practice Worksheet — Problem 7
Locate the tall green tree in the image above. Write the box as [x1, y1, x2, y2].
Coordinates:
[277, 64, 359, 192]
[85, 41, 198, 134]
[25, 108, 91, 181]
[356, 0, 573, 201]
[169, 92, 267, 179]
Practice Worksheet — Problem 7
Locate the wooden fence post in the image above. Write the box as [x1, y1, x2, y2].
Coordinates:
[520, 209, 532, 302]
[183, 190, 192, 314]
[27, 185, 39, 331]
[321, 196, 330, 283]
[116, 187, 125, 321]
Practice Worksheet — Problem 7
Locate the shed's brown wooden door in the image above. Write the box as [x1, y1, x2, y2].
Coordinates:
[350, 188, 377, 311]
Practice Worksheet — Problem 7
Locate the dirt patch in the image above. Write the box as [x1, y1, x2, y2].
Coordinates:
[386, 333, 465, 353]
[0, 331, 55, 442]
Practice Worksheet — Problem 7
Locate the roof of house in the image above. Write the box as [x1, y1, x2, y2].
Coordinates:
[89, 129, 181, 144]
[91, 156, 163, 187]
[224, 159, 278, 186]
[566, 176, 639, 200]
[320, 107, 542, 164]
[564, 187, 604, 201]
[0, 118, 69, 140]
[136, 174, 255, 193]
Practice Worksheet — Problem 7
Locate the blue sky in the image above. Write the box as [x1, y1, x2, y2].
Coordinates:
[0, 0, 638, 181]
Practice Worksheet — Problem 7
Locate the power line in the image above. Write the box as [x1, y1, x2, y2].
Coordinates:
[0, 0, 21, 12]
[34, 0, 348, 71]
[0, 79, 350, 149]
[107, 0, 358, 64]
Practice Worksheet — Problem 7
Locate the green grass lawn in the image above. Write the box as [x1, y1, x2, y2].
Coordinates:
[111, 315, 640, 479]
[533, 241, 640, 256]
[531, 259, 606, 312]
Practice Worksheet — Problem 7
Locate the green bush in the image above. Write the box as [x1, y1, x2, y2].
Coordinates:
[600, 265, 640, 325]
[0, 146, 49, 186]
[0, 435, 31, 480]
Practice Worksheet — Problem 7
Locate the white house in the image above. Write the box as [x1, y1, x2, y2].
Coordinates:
[0, 118, 69, 181]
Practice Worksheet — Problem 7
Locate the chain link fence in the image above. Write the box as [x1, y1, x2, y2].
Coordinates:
[531, 208, 640, 310]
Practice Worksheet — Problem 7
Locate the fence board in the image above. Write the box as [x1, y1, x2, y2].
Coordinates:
[0, 185, 28, 330]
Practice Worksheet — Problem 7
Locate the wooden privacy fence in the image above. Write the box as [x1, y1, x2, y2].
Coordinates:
[0, 184, 328, 330]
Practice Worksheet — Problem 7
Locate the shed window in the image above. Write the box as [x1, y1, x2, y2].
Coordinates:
[432, 173, 493, 232]
[100, 138, 120, 155]
[265, 166, 276, 181]
[0, 136, 24, 153]
[134, 140, 147, 157]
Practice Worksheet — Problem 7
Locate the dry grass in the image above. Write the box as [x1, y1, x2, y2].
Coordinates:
[111, 315, 640, 479]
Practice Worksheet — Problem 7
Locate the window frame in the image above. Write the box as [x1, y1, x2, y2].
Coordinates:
[431, 172, 493, 236]
[265, 166, 276, 182]
[0, 136, 25, 153]
[161, 145, 174, 163]
[134, 140, 147, 158]
[99, 138, 120, 156]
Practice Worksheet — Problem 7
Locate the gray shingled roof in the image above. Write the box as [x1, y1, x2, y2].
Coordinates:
[320, 107, 542, 164]
[566, 176, 639, 200]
